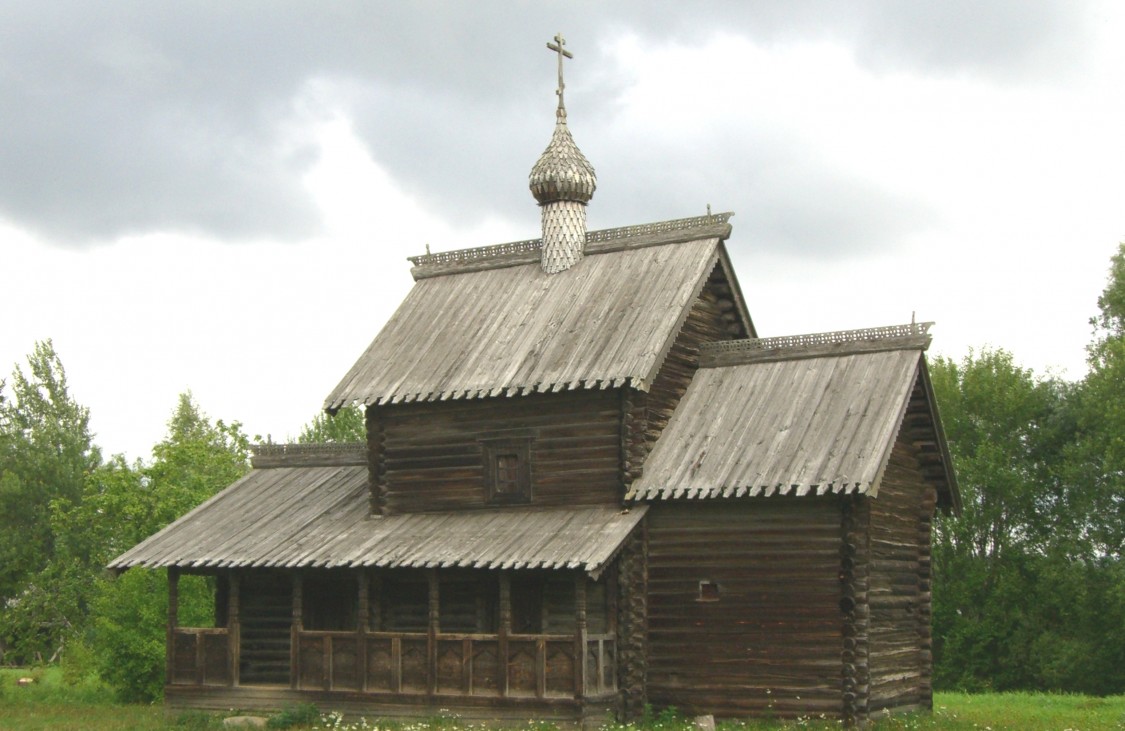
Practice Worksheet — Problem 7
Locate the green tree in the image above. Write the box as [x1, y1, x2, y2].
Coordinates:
[297, 404, 365, 444]
[930, 349, 1079, 691]
[1069, 242, 1125, 558]
[0, 340, 100, 663]
[82, 393, 251, 701]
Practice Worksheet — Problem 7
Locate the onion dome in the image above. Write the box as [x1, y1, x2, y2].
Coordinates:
[529, 109, 597, 205]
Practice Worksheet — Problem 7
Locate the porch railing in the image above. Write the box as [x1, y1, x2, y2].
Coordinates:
[295, 630, 616, 698]
[170, 628, 231, 686]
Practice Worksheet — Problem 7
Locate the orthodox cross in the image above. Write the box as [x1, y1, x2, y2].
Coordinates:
[547, 33, 573, 114]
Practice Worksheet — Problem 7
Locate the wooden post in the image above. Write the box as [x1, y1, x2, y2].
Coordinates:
[167, 567, 179, 686]
[229, 572, 241, 687]
[841, 496, 871, 726]
[499, 572, 511, 697]
[357, 569, 369, 692]
[427, 569, 439, 695]
[575, 574, 587, 698]
[291, 573, 303, 690]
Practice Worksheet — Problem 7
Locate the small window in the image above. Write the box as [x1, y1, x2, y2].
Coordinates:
[481, 436, 533, 503]
[698, 580, 721, 602]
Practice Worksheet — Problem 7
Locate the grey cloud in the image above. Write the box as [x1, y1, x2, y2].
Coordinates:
[0, 0, 1093, 247]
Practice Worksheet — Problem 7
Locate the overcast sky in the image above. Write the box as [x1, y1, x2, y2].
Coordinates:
[3, 1, 1123, 460]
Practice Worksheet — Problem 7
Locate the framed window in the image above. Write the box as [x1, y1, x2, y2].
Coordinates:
[481, 435, 534, 503]
[698, 579, 721, 602]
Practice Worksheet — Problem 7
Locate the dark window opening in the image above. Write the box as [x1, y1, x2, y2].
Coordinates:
[698, 580, 721, 602]
[481, 436, 534, 503]
[379, 575, 429, 632]
[304, 571, 358, 630]
[440, 573, 498, 633]
[511, 577, 545, 634]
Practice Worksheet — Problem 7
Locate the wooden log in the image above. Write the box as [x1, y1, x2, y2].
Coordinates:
[229, 571, 241, 687]
[291, 573, 303, 690]
[167, 568, 179, 686]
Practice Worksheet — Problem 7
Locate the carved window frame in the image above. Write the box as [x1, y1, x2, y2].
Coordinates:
[481, 432, 535, 504]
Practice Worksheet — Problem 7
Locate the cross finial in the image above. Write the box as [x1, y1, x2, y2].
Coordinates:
[546, 33, 573, 117]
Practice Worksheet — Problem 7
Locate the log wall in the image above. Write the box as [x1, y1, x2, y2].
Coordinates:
[372, 389, 622, 514]
[865, 438, 935, 714]
[646, 500, 843, 718]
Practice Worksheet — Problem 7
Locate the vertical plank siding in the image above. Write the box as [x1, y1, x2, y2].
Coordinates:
[376, 389, 622, 514]
[646, 501, 844, 718]
[866, 438, 934, 713]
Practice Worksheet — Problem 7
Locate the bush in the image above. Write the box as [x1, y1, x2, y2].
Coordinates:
[268, 703, 321, 728]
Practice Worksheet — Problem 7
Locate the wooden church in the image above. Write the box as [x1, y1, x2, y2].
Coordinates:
[111, 36, 958, 727]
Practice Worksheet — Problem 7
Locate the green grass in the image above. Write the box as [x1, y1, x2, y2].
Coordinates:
[2, 668, 1123, 730]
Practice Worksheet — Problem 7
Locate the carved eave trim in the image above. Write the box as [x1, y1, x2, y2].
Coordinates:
[699, 323, 934, 368]
[409, 213, 734, 280]
[251, 443, 368, 468]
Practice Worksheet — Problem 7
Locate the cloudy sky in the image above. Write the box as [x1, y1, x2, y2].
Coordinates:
[3, 1, 1123, 460]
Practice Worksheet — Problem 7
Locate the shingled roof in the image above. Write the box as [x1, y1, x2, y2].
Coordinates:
[324, 214, 750, 410]
[626, 324, 959, 511]
[109, 445, 646, 580]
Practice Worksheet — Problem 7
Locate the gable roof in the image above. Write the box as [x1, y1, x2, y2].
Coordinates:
[626, 323, 959, 511]
[109, 445, 646, 580]
[324, 214, 748, 410]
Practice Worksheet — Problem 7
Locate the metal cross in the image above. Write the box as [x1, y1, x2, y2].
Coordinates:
[546, 33, 573, 112]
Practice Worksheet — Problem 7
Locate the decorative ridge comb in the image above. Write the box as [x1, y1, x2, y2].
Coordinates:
[699, 322, 933, 367]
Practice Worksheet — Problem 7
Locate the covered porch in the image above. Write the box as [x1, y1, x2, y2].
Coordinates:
[167, 566, 618, 703]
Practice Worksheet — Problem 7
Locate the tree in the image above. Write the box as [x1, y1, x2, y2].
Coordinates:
[0, 340, 100, 663]
[80, 393, 251, 700]
[1069, 242, 1125, 558]
[297, 405, 365, 444]
[929, 349, 1083, 691]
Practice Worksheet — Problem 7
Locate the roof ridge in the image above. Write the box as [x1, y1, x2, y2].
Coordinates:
[408, 212, 733, 279]
[251, 442, 367, 468]
[699, 322, 933, 367]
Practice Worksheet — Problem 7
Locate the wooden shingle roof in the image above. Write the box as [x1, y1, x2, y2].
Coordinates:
[109, 446, 645, 579]
[324, 215, 739, 410]
[626, 324, 958, 508]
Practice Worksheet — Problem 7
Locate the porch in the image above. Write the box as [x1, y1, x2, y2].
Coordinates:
[166, 567, 618, 716]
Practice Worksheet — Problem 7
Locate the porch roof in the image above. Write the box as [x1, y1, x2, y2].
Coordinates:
[109, 459, 645, 579]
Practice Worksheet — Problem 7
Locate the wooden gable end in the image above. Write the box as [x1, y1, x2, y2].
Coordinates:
[624, 253, 754, 492]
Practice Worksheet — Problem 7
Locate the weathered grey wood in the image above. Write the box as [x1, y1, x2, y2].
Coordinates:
[498, 573, 510, 698]
[699, 324, 933, 367]
[646, 500, 844, 718]
[325, 238, 723, 410]
[290, 574, 302, 690]
[230, 572, 241, 687]
[406, 214, 733, 280]
[251, 444, 367, 469]
[167, 568, 179, 686]
[111, 471, 646, 578]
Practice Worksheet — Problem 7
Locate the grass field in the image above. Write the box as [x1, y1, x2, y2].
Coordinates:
[2, 668, 1123, 730]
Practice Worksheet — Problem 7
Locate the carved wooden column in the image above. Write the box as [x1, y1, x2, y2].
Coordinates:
[841, 496, 871, 726]
[617, 524, 647, 720]
[291, 573, 304, 690]
[499, 572, 511, 697]
[427, 569, 439, 695]
[166, 567, 179, 686]
[575, 574, 588, 698]
[229, 571, 241, 686]
[357, 569, 369, 692]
